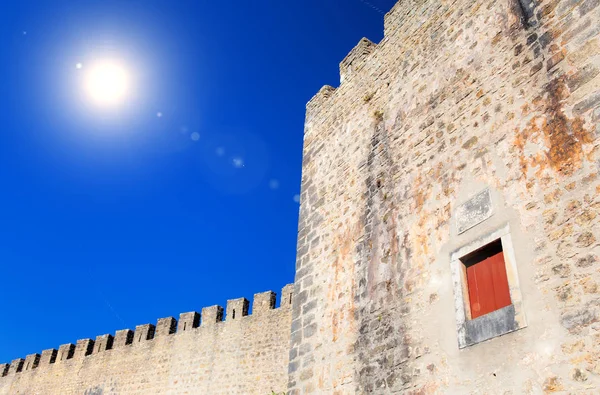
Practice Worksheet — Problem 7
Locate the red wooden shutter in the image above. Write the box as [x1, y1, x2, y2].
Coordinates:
[466, 252, 511, 319]
[490, 252, 511, 309]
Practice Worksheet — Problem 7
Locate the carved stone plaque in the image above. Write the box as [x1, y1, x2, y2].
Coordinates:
[455, 189, 493, 234]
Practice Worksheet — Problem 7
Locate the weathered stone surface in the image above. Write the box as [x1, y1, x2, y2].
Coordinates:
[1, 0, 599, 393]
[455, 188, 494, 234]
[290, 0, 600, 393]
[463, 305, 518, 347]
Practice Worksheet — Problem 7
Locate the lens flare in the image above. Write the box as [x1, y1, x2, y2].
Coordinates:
[85, 61, 129, 106]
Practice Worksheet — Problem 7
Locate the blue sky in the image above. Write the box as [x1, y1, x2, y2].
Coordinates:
[0, 0, 397, 362]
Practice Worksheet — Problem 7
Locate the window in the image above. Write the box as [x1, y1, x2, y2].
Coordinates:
[450, 224, 527, 348]
[461, 239, 511, 319]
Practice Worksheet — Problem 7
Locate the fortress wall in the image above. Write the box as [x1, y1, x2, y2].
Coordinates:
[0, 285, 293, 395]
[291, 0, 600, 393]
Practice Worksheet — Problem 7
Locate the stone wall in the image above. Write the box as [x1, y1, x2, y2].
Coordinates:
[2, 0, 599, 393]
[0, 285, 293, 395]
[290, 0, 600, 393]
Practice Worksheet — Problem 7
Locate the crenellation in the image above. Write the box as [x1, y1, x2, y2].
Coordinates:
[5, 0, 599, 392]
[0, 286, 294, 392]
[39, 349, 57, 366]
[178, 311, 200, 332]
[382, 0, 405, 38]
[339, 37, 376, 84]
[289, 0, 600, 392]
[134, 324, 155, 343]
[306, 85, 336, 119]
[56, 344, 75, 362]
[0, 284, 294, 382]
[94, 334, 113, 353]
[201, 305, 224, 326]
[225, 298, 249, 321]
[156, 317, 177, 336]
[253, 291, 276, 315]
[281, 284, 294, 308]
[113, 329, 134, 348]
[74, 339, 95, 359]
[8, 359, 23, 375]
[23, 353, 39, 371]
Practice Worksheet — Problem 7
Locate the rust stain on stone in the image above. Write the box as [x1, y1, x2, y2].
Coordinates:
[413, 175, 432, 212]
[406, 381, 439, 395]
[514, 76, 594, 179]
[543, 376, 564, 393]
[329, 225, 358, 343]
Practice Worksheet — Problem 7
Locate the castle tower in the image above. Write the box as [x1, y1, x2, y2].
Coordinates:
[288, 0, 600, 392]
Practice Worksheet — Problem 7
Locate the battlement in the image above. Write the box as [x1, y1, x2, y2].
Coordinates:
[305, 37, 379, 123]
[0, 284, 293, 379]
[306, 38, 377, 118]
[291, 0, 600, 391]
[1, 0, 598, 393]
[339, 37, 377, 84]
[306, 0, 440, 121]
[306, 85, 337, 118]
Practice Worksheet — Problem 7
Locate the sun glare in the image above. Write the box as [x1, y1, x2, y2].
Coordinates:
[84, 61, 129, 106]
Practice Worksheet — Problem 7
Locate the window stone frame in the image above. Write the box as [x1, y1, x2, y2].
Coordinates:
[450, 223, 527, 348]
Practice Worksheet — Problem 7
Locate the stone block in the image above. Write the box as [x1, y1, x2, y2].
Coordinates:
[134, 324, 155, 343]
[252, 291, 276, 315]
[74, 339, 95, 359]
[23, 353, 40, 371]
[56, 344, 75, 363]
[94, 334, 114, 353]
[39, 349, 57, 366]
[113, 329, 133, 348]
[178, 312, 200, 332]
[455, 189, 494, 234]
[156, 317, 177, 337]
[226, 298, 249, 321]
[201, 305, 224, 326]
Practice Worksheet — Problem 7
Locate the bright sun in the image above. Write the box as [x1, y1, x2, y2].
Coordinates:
[84, 61, 129, 106]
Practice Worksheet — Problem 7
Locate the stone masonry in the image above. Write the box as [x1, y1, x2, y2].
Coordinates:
[2, 0, 600, 393]
[0, 285, 293, 394]
[290, 0, 600, 393]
